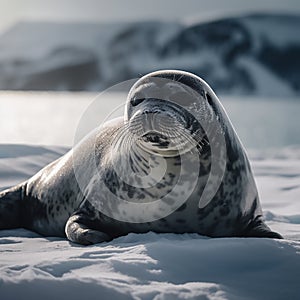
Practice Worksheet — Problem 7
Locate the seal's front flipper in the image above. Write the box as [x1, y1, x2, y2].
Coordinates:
[65, 214, 112, 245]
[243, 218, 283, 239]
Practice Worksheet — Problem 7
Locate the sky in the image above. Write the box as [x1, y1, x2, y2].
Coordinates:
[0, 0, 299, 33]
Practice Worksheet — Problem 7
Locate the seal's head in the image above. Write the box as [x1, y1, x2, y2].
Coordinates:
[125, 70, 216, 156]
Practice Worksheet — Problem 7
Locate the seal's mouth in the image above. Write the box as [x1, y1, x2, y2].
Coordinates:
[141, 131, 169, 148]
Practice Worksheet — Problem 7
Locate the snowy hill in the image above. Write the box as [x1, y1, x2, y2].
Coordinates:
[0, 13, 299, 96]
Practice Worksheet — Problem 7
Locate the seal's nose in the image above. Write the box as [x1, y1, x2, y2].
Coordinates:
[141, 109, 155, 132]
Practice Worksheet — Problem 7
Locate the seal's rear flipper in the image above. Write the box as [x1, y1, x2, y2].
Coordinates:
[0, 183, 25, 229]
[65, 213, 112, 245]
[243, 218, 283, 239]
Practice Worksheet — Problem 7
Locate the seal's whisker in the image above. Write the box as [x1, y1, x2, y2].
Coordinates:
[158, 124, 186, 137]
[176, 73, 185, 83]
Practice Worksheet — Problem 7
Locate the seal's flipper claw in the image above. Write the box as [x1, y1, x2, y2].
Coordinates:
[243, 219, 283, 239]
[65, 214, 111, 245]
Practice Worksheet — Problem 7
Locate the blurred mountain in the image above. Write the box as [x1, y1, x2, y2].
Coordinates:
[0, 13, 299, 96]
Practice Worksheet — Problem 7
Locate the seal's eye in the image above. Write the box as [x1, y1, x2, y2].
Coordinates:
[131, 98, 145, 107]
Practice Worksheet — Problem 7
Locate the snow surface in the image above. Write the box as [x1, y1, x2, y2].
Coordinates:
[0, 144, 300, 300]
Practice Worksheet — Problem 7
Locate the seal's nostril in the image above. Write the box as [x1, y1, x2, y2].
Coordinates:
[131, 98, 145, 107]
[143, 109, 150, 115]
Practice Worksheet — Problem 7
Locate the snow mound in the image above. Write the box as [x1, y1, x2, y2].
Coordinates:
[1, 230, 300, 300]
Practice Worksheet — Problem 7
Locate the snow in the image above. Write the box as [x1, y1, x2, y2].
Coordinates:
[1, 229, 299, 300]
[242, 14, 300, 48]
[237, 58, 293, 97]
[0, 90, 300, 299]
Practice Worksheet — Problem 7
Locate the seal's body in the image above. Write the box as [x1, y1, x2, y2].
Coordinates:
[0, 70, 282, 244]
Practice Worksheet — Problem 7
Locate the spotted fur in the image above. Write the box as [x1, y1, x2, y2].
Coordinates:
[0, 70, 282, 244]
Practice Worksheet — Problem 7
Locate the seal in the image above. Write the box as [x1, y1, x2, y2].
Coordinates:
[0, 70, 283, 245]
